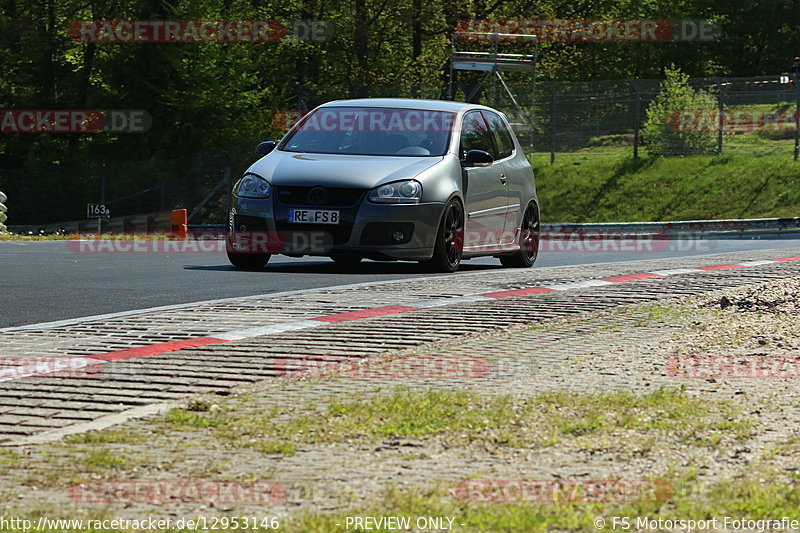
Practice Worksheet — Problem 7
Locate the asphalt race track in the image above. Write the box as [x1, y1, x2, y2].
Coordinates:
[2, 237, 800, 328]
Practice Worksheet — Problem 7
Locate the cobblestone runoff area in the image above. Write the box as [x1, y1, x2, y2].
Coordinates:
[2, 247, 800, 531]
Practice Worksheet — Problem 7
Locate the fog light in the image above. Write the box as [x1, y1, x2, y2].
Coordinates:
[238, 224, 247, 231]
[391, 231, 405, 242]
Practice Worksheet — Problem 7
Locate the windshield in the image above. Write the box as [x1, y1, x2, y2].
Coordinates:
[280, 107, 455, 156]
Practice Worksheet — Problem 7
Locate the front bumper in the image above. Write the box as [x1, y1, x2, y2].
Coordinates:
[229, 194, 444, 261]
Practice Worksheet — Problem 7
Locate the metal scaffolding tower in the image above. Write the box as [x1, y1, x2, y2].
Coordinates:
[449, 31, 538, 134]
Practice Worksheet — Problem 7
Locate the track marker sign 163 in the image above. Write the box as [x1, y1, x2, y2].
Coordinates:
[87, 204, 110, 219]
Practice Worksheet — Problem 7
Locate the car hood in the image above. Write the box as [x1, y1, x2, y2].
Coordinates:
[246, 151, 444, 188]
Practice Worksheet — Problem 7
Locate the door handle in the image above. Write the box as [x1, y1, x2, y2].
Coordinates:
[499, 173, 507, 184]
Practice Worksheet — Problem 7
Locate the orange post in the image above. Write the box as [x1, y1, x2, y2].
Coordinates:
[170, 209, 188, 239]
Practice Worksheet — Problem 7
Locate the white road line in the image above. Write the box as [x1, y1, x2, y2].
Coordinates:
[409, 295, 493, 308]
[649, 268, 705, 276]
[737, 260, 778, 267]
[213, 320, 325, 341]
[545, 279, 615, 291]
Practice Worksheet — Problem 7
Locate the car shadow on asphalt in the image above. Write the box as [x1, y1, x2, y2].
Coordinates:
[184, 260, 503, 274]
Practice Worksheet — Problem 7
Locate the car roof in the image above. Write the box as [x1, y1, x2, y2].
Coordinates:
[317, 98, 490, 113]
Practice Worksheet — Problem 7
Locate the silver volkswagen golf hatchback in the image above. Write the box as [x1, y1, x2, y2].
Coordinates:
[227, 98, 539, 272]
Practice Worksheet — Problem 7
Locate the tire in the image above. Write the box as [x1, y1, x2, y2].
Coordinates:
[423, 199, 464, 273]
[500, 202, 540, 268]
[330, 255, 363, 265]
[226, 235, 270, 268]
[227, 249, 271, 268]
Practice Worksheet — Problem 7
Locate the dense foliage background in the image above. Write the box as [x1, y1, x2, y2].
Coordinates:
[0, 0, 798, 226]
[2, 0, 799, 168]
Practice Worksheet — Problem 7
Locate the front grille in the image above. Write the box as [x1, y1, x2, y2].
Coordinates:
[275, 186, 366, 207]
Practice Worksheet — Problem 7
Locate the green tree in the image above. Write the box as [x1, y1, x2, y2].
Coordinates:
[642, 66, 718, 156]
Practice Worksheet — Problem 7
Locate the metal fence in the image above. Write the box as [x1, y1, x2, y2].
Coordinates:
[291, 75, 800, 161]
[484, 75, 800, 161]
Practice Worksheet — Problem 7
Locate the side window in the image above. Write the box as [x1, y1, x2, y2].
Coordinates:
[459, 111, 495, 159]
[483, 111, 515, 159]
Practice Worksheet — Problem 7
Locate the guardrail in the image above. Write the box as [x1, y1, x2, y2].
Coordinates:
[7, 216, 800, 239]
[183, 217, 800, 239]
[0, 190, 7, 233]
[545, 217, 800, 239]
[7, 211, 173, 235]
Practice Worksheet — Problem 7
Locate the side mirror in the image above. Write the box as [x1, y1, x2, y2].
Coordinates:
[461, 149, 493, 167]
[255, 141, 277, 156]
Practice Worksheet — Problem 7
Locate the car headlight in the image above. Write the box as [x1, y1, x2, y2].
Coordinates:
[368, 180, 422, 204]
[233, 174, 271, 198]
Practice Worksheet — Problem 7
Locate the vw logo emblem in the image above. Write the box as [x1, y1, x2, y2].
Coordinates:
[307, 186, 328, 205]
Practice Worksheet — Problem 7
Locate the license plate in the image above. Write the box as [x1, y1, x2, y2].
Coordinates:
[288, 208, 340, 225]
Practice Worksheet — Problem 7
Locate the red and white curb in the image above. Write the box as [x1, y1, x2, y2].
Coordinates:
[2, 255, 799, 383]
